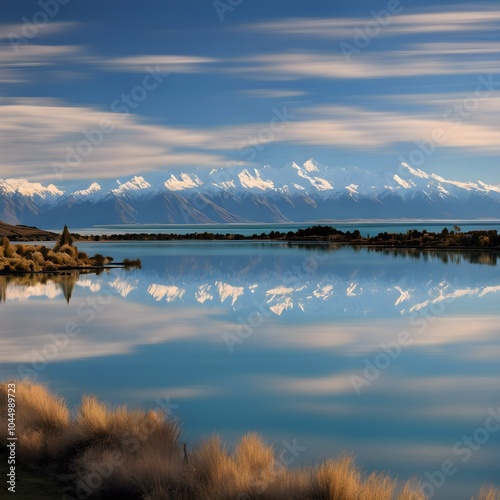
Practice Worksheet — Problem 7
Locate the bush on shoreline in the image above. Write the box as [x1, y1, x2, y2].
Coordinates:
[1, 381, 499, 499]
[0, 226, 140, 274]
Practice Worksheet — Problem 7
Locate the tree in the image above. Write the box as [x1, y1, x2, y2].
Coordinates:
[59, 225, 73, 247]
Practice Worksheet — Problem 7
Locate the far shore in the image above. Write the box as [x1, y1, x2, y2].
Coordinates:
[2, 222, 499, 256]
[69, 224, 500, 250]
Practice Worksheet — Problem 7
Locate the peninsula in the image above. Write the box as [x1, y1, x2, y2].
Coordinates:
[0, 225, 140, 275]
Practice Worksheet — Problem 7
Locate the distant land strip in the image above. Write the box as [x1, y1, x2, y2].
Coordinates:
[73, 224, 500, 251]
[0, 221, 56, 241]
[1, 220, 499, 251]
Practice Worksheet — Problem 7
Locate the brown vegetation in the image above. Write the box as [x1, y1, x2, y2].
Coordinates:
[0, 221, 57, 241]
[0, 226, 140, 274]
[0, 236, 111, 273]
[1, 380, 499, 499]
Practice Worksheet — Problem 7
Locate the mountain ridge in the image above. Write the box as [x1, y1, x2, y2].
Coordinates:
[1, 160, 499, 225]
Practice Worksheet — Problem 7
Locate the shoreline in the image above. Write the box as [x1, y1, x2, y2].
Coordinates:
[0, 263, 137, 277]
[70, 224, 500, 251]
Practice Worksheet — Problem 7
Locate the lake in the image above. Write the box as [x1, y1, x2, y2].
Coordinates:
[1, 240, 499, 499]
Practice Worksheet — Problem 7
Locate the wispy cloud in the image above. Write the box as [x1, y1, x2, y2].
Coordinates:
[247, 9, 500, 38]
[0, 98, 228, 180]
[0, 21, 76, 41]
[239, 89, 309, 99]
[0, 44, 82, 82]
[1, 94, 499, 180]
[101, 54, 218, 73]
[232, 49, 500, 80]
[410, 42, 500, 55]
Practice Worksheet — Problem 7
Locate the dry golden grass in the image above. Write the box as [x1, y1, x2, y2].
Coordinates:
[73, 394, 182, 498]
[314, 455, 363, 499]
[257, 467, 315, 499]
[361, 472, 397, 500]
[2, 380, 499, 500]
[3, 380, 69, 433]
[234, 432, 275, 488]
[76, 395, 179, 447]
[190, 435, 239, 498]
[473, 485, 500, 500]
[397, 478, 429, 500]
[0, 380, 72, 461]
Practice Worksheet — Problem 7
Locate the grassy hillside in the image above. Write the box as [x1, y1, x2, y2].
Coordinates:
[0, 221, 56, 241]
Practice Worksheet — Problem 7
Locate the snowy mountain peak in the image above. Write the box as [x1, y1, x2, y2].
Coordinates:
[238, 169, 275, 191]
[288, 162, 302, 171]
[0, 178, 63, 199]
[73, 182, 102, 197]
[164, 173, 203, 191]
[400, 162, 429, 179]
[303, 158, 320, 172]
[113, 176, 151, 195]
[393, 174, 415, 189]
[1, 161, 499, 225]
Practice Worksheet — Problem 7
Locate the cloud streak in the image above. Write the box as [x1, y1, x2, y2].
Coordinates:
[0, 44, 82, 83]
[233, 49, 500, 80]
[246, 9, 500, 38]
[1, 94, 500, 180]
[101, 55, 218, 73]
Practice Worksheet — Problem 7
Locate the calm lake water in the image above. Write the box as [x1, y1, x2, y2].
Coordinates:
[1, 241, 500, 499]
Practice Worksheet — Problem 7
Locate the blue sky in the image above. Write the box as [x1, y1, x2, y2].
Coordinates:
[1, 0, 499, 183]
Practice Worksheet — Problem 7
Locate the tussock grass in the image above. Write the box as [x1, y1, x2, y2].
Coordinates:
[473, 485, 500, 500]
[0, 380, 72, 461]
[396, 478, 428, 500]
[1, 380, 498, 499]
[73, 394, 182, 497]
[314, 455, 362, 499]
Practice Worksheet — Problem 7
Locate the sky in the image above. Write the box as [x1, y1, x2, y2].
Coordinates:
[0, 0, 499, 184]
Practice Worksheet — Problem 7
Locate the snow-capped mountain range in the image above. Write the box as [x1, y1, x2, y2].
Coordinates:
[1, 160, 499, 226]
